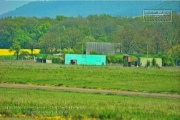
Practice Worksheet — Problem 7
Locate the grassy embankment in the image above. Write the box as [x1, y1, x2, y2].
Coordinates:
[0, 60, 179, 94]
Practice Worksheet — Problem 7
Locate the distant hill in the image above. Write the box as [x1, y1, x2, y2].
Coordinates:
[154, 1, 180, 11]
[0, 1, 179, 18]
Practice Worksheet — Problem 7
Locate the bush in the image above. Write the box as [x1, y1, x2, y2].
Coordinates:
[161, 55, 175, 66]
[90, 51, 103, 55]
[130, 55, 138, 62]
[62, 48, 74, 54]
[146, 60, 150, 68]
[52, 57, 64, 64]
[106, 55, 123, 64]
[19, 51, 30, 60]
[152, 58, 156, 67]
[123, 58, 128, 67]
[46, 55, 53, 60]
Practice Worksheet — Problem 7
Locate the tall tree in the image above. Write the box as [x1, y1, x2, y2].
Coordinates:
[168, 44, 180, 65]
[9, 41, 21, 60]
[60, 27, 83, 49]
[39, 32, 60, 53]
[28, 40, 39, 55]
[112, 27, 137, 54]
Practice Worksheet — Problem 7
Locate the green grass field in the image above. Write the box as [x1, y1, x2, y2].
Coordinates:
[0, 87, 179, 119]
[0, 60, 180, 119]
[0, 60, 179, 94]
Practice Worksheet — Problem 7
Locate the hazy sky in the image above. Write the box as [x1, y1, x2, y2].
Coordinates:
[0, 0, 80, 15]
[0, 0, 76, 15]
[0, 0, 29, 15]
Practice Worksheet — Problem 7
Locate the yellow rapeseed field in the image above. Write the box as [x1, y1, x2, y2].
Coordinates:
[0, 49, 40, 56]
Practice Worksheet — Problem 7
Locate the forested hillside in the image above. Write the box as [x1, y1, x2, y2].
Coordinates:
[0, 13, 179, 55]
[0, 1, 163, 18]
[1, 1, 179, 18]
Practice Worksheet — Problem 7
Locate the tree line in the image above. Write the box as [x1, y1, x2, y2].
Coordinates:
[0, 13, 179, 61]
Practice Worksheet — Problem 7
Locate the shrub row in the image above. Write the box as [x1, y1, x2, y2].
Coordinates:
[106, 54, 123, 64]
[52, 57, 64, 64]
[106, 54, 138, 64]
[17, 53, 176, 66]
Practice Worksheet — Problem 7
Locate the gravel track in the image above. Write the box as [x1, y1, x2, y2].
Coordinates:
[0, 83, 180, 99]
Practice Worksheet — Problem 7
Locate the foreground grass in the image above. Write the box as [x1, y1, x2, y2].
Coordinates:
[0, 88, 179, 119]
[0, 60, 180, 94]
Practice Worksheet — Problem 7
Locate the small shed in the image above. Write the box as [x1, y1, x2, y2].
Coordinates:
[36, 58, 46, 63]
[65, 54, 106, 66]
[123, 56, 131, 67]
[138, 57, 162, 67]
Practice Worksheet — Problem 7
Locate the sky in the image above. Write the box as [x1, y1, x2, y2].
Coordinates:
[0, 0, 78, 15]
[0, 0, 82, 15]
[0, 0, 29, 15]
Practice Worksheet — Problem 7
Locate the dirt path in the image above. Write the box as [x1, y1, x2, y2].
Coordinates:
[0, 83, 180, 99]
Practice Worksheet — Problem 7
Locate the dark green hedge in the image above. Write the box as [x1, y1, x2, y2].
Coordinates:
[52, 57, 64, 64]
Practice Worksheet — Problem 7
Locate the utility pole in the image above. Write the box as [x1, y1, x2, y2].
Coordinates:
[82, 37, 84, 55]
[146, 42, 148, 59]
